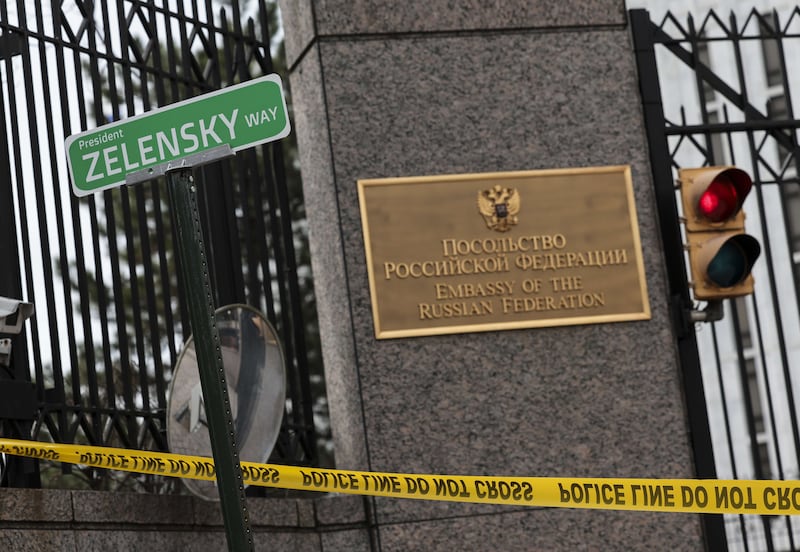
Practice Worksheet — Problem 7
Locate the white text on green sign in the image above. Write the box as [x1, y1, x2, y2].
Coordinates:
[65, 74, 290, 196]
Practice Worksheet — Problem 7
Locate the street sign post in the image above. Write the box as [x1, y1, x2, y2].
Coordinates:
[64, 75, 293, 551]
[166, 167, 253, 551]
[65, 74, 290, 196]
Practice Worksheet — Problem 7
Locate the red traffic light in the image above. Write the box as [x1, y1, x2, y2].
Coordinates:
[695, 168, 752, 223]
[679, 166, 761, 301]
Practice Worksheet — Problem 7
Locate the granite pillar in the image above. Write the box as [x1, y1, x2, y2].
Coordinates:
[278, 1, 704, 549]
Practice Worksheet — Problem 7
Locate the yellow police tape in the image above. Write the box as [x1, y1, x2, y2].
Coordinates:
[3, 437, 800, 515]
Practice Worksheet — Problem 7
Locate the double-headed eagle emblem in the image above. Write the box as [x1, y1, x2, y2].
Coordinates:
[477, 184, 520, 232]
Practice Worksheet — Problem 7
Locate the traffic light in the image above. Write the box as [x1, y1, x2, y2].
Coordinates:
[678, 166, 761, 301]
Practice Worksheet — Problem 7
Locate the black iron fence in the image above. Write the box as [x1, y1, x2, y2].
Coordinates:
[0, 0, 325, 493]
[633, 7, 800, 551]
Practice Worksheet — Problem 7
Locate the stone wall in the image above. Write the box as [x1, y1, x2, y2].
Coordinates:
[0, 488, 371, 551]
[3, 2, 709, 550]
[277, 1, 705, 550]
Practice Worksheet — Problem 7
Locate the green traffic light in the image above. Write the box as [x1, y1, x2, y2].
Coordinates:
[707, 236, 761, 288]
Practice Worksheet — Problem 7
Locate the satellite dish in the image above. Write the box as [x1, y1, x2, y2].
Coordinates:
[167, 304, 286, 500]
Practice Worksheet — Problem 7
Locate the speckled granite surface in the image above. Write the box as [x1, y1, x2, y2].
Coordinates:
[280, 0, 626, 68]
[0, 489, 366, 551]
[279, 1, 704, 549]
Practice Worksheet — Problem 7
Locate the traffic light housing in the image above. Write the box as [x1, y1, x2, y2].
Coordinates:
[678, 166, 761, 301]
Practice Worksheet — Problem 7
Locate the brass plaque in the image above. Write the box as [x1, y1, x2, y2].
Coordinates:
[358, 166, 651, 339]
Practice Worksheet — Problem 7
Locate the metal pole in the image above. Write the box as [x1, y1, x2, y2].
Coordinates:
[629, 9, 727, 551]
[0, 30, 38, 488]
[167, 167, 253, 551]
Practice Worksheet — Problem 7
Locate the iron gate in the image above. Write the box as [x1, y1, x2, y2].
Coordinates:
[632, 7, 800, 551]
[0, 0, 324, 493]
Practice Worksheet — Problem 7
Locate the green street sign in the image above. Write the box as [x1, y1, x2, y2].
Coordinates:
[65, 74, 290, 196]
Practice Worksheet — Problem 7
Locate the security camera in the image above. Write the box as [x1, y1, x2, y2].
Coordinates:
[0, 296, 34, 335]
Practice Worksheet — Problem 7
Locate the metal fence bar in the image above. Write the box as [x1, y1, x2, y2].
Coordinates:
[0, 16, 38, 488]
[768, 10, 800, 383]
[117, 1, 153, 419]
[629, 10, 729, 550]
[633, 7, 800, 550]
[53, 3, 93, 422]
[0, 0, 322, 491]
